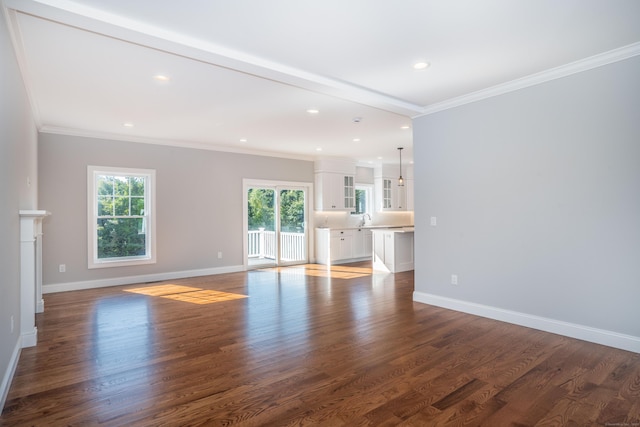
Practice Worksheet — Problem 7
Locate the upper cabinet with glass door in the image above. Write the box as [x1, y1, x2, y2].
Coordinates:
[374, 164, 413, 211]
[314, 159, 356, 211]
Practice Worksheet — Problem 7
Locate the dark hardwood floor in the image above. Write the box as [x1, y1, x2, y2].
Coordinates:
[2, 262, 639, 426]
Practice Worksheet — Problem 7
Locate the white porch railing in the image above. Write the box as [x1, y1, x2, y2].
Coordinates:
[248, 228, 305, 261]
[280, 231, 306, 261]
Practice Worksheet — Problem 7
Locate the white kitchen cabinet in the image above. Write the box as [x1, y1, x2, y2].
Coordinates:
[372, 229, 414, 273]
[330, 230, 353, 261]
[314, 159, 356, 211]
[374, 164, 412, 211]
[374, 177, 407, 211]
[316, 228, 372, 265]
[352, 228, 372, 259]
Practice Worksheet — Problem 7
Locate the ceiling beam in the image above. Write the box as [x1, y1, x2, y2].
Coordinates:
[4, 0, 425, 117]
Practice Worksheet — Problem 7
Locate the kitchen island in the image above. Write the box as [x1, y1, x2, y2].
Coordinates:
[371, 227, 414, 273]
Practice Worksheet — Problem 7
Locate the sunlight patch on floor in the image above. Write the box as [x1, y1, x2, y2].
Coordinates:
[257, 264, 372, 279]
[125, 284, 248, 304]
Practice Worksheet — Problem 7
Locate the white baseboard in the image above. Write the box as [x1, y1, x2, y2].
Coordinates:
[413, 291, 640, 354]
[0, 337, 21, 413]
[43, 265, 246, 294]
[20, 328, 37, 348]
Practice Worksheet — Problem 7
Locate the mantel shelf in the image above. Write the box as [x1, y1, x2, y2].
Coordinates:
[19, 210, 50, 217]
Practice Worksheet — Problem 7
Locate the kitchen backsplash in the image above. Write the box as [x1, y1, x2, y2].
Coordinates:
[313, 211, 414, 229]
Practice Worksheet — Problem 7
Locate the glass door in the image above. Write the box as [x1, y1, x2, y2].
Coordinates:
[245, 183, 308, 268]
[278, 188, 307, 265]
[247, 187, 277, 268]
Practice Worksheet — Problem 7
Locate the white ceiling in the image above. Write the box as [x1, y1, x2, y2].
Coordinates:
[4, 0, 640, 165]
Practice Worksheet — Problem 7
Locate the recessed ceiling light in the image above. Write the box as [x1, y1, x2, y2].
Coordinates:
[413, 61, 430, 70]
[316, 147, 323, 151]
[401, 125, 410, 130]
[307, 109, 319, 114]
[239, 138, 247, 142]
[377, 156, 383, 160]
[123, 122, 134, 128]
[353, 138, 361, 142]
[154, 74, 170, 82]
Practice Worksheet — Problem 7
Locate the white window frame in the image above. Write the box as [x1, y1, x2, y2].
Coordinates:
[351, 184, 373, 216]
[87, 166, 156, 269]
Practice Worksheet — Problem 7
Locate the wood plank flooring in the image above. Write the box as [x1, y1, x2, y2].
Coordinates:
[2, 262, 639, 426]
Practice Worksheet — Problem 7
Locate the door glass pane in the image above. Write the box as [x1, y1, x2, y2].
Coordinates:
[279, 189, 306, 262]
[247, 188, 276, 266]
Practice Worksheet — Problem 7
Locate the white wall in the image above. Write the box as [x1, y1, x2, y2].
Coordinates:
[0, 8, 38, 409]
[413, 55, 640, 352]
[38, 133, 314, 290]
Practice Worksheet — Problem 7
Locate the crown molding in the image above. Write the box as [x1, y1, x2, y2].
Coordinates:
[2, 7, 44, 128]
[416, 41, 640, 118]
[6, 0, 639, 123]
[38, 126, 317, 162]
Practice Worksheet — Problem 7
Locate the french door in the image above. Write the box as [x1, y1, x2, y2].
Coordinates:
[244, 181, 309, 268]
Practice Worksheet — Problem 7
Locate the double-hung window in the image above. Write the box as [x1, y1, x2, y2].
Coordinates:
[88, 166, 156, 268]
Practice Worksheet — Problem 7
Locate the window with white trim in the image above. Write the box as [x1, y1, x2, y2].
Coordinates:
[351, 184, 372, 216]
[88, 166, 156, 268]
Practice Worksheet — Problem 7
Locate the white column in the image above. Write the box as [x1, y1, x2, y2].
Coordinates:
[19, 210, 50, 348]
[35, 219, 45, 313]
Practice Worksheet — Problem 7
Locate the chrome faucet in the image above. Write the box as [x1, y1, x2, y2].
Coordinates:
[360, 213, 372, 227]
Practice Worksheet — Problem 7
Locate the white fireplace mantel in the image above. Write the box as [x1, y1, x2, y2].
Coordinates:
[19, 210, 50, 348]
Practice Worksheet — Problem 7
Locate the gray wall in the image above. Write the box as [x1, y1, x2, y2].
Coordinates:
[39, 133, 314, 285]
[413, 55, 640, 340]
[0, 8, 38, 406]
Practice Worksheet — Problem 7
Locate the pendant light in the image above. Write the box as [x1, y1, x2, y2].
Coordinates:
[397, 147, 404, 187]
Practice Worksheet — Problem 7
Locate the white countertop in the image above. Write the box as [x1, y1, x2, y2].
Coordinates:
[316, 225, 414, 231]
[370, 227, 414, 233]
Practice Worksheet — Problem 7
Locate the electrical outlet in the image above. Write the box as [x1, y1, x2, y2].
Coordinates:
[430, 216, 437, 226]
[217, 251, 223, 259]
[451, 274, 458, 285]
[59, 264, 66, 273]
